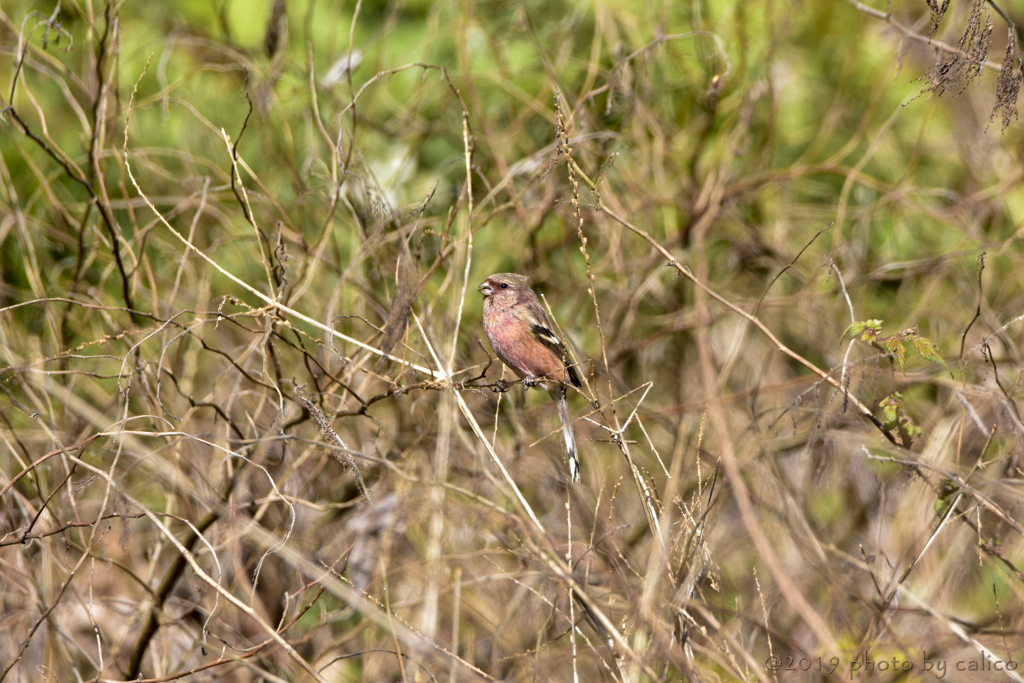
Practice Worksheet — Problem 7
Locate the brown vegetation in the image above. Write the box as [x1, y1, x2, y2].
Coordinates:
[1, 0, 1023, 681]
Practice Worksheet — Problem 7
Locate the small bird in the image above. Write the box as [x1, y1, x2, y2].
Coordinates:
[479, 273, 582, 482]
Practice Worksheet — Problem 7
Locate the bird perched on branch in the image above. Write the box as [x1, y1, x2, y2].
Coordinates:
[479, 272, 582, 483]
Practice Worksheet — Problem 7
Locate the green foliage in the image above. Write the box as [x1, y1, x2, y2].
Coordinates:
[843, 319, 885, 342]
[879, 391, 924, 440]
[933, 479, 959, 517]
[847, 316, 953, 442]
[845, 320, 951, 375]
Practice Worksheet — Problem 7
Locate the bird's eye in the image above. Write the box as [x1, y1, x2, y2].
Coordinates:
[500, 283, 508, 289]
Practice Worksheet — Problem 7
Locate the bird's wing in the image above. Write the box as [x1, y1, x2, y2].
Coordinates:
[527, 306, 582, 388]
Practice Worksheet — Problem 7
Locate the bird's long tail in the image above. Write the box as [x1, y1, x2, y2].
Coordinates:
[556, 386, 579, 483]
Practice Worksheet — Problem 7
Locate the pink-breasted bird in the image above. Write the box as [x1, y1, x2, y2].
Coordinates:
[479, 273, 582, 482]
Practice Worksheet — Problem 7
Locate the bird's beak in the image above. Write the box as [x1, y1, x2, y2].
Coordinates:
[478, 281, 493, 296]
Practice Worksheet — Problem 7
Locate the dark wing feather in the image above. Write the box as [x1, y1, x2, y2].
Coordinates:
[530, 321, 582, 388]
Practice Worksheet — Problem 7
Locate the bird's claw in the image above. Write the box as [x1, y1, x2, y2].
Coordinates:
[492, 379, 512, 393]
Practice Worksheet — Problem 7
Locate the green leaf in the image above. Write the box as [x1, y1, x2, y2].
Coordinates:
[843, 319, 884, 341]
[842, 321, 865, 340]
[862, 319, 884, 339]
[883, 338, 907, 372]
[902, 419, 923, 438]
[913, 336, 950, 375]
[881, 393, 901, 424]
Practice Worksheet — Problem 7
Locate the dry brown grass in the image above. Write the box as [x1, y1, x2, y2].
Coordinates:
[2, 0, 1024, 681]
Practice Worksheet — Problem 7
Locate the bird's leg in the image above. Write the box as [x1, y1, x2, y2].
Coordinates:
[522, 377, 538, 391]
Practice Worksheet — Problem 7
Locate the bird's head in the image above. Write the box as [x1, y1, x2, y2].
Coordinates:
[478, 272, 529, 306]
